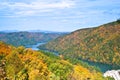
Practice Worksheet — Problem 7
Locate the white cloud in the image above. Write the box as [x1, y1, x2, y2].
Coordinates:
[0, 0, 75, 16]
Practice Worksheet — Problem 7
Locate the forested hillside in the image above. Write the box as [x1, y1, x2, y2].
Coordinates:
[0, 41, 114, 80]
[39, 21, 120, 66]
[0, 32, 66, 47]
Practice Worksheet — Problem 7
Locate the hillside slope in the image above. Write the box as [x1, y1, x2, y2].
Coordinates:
[0, 41, 112, 80]
[39, 21, 120, 66]
[0, 32, 66, 46]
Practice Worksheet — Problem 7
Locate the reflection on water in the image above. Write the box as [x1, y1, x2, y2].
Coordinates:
[26, 42, 45, 50]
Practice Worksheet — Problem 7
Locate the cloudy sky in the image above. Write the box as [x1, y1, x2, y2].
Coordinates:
[0, 0, 120, 32]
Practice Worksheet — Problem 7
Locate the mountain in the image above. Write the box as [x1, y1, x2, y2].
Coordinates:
[0, 41, 113, 80]
[39, 21, 120, 66]
[0, 31, 67, 47]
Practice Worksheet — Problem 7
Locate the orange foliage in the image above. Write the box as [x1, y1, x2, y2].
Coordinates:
[0, 42, 12, 55]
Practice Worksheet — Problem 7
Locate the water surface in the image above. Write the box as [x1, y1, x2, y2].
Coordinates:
[26, 42, 45, 50]
[26, 43, 120, 72]
[80, 59, 120, 72]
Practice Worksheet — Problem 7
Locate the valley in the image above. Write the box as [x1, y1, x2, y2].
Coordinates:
[0, 41, 112, 80]
[0, 31, 67, 47]
[0, 0, 119, 79]
[0, 21, 120, 80]
[39, 21, 120, 67]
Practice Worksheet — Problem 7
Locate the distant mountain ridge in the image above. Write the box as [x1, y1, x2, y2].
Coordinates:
[0, 31, 67, 47]
[39, 21, 120, 66]
[0, 30, 69, 33]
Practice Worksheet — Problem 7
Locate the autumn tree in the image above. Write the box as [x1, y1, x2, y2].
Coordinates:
[5, 51, 24, 79]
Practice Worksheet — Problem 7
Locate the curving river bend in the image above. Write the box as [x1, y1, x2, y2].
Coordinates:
[26, 42, 120, 73]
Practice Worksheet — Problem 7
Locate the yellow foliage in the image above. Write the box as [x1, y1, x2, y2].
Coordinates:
[68, 65, 104, 80]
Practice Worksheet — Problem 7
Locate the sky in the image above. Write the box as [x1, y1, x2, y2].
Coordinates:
[0, 0, 120, 32]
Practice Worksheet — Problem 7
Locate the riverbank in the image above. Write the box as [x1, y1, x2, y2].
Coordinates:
[26, 42, 120, 73]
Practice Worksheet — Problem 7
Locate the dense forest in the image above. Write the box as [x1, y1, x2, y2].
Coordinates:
[0, 41, 114, 80]
[39, 21, 120, 66]
[0, 32, 66, 47]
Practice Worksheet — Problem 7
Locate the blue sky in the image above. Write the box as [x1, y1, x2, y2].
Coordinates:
[0, 0, 120, 32]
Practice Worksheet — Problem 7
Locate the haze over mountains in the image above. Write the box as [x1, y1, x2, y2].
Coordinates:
[39, 20, 120, 66]
[0, 30, 69, 33]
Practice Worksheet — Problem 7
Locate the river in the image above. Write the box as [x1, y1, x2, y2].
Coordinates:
[25, 42, 45, 50]
[79, 59, 120, 73]
[26, 43, 120, 73]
